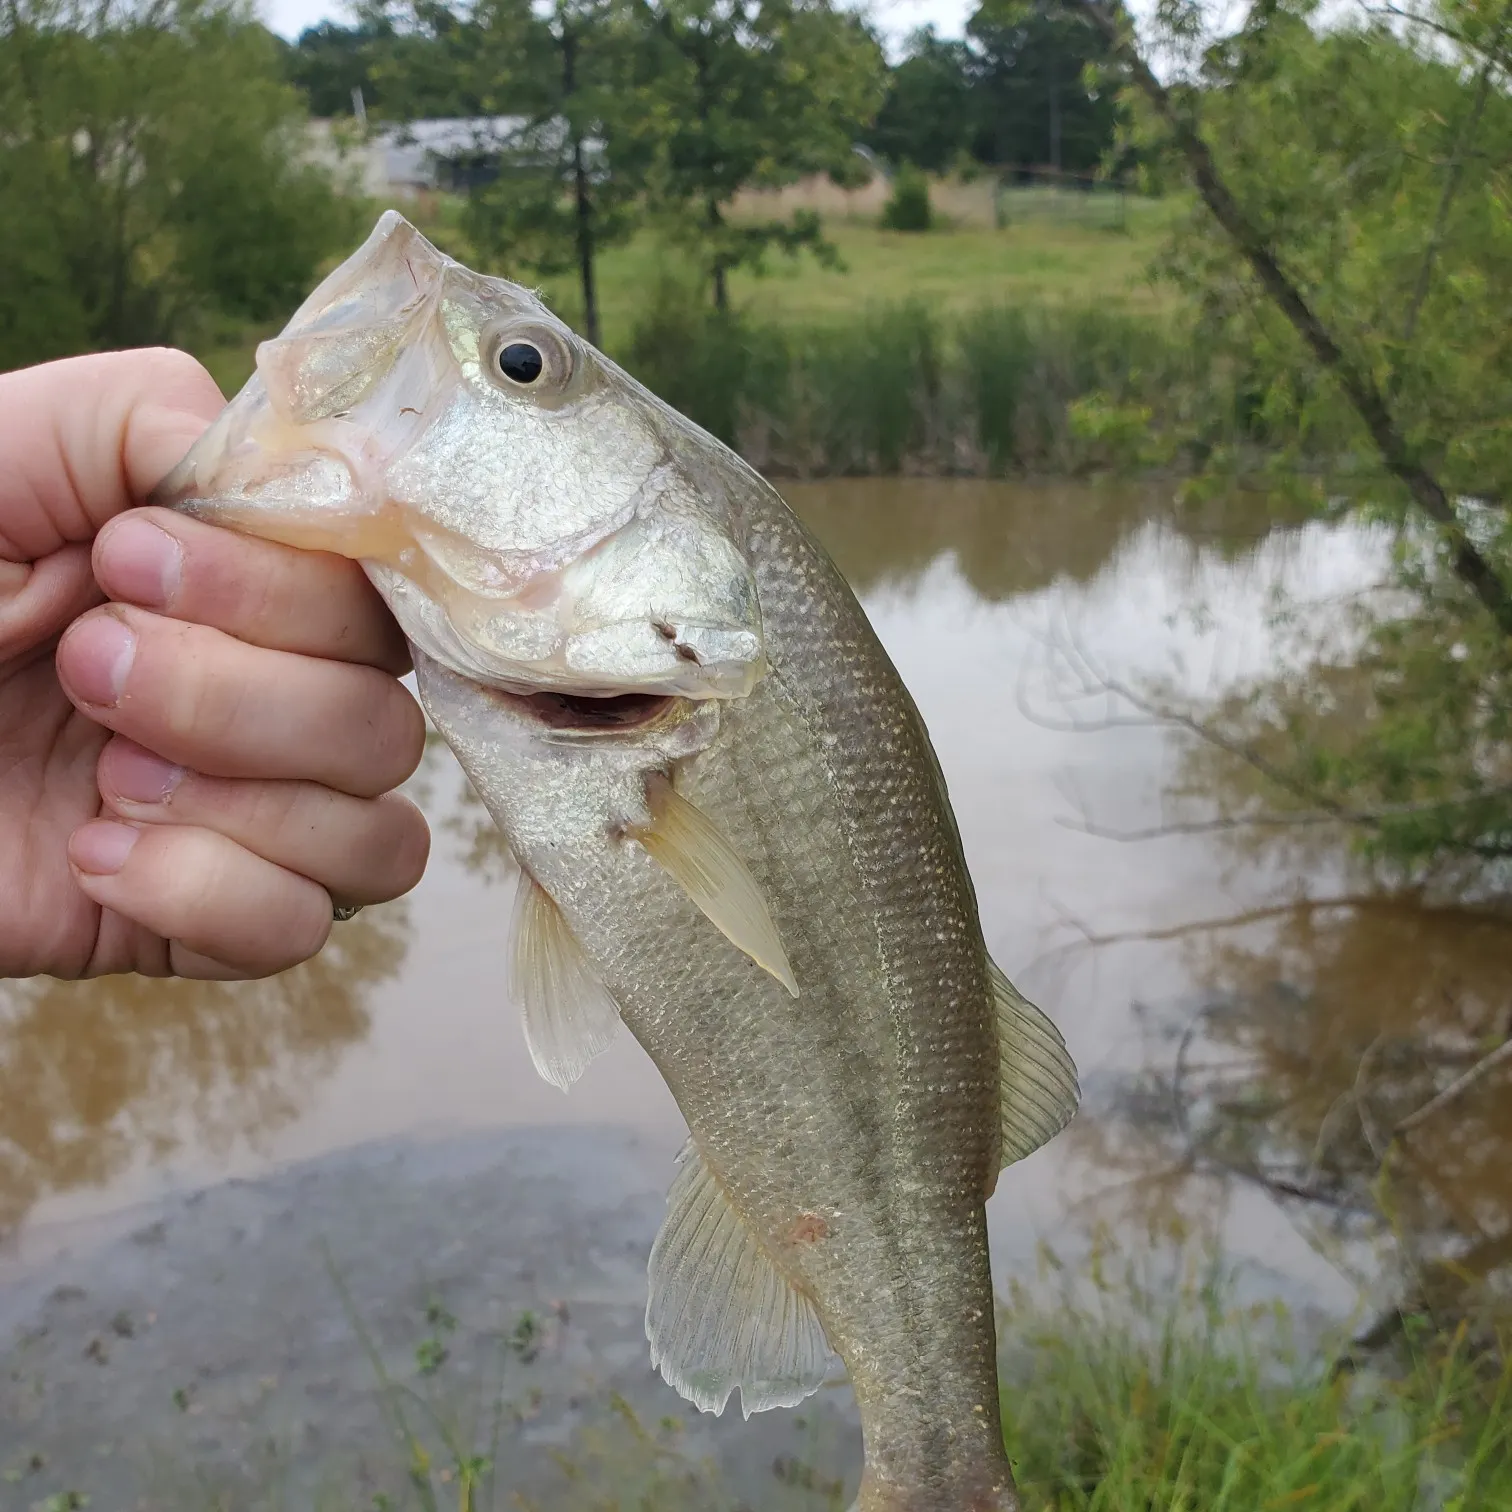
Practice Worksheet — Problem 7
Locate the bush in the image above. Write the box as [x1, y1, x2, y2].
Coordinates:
[880, 163, 933, 232]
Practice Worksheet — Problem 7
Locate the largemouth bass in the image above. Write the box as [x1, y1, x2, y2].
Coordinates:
[154, 211, 1079, 1511]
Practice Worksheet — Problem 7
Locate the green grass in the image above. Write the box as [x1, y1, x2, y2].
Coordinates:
[999, 1260, 1512, 1512]
[537, 197, 1180, 354]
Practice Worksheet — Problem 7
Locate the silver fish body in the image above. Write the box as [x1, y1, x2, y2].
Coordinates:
[157, 211, 1079, 1512]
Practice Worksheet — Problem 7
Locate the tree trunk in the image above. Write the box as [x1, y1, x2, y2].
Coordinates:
[572, 134, 599, 348]
[708, 197, 728, 312]
[560, 23, 599, 349]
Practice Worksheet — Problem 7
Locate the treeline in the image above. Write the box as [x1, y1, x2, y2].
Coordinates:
[283, 0, 1123, 178]
[0, 0, 363, 371]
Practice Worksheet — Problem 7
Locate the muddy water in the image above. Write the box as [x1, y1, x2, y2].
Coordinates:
[4, 479, 1504, 1504]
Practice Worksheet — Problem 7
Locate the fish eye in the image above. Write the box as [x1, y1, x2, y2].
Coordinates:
[482, 322, 574, 395]
[498, 342, 543, 384]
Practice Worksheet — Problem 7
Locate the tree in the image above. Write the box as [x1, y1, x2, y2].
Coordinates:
[0, 0, 358, 370]
[285, 16, 393, 117]
[1059, 0, 1512, 873]
[634, 0, 887, 310]
[967, 0, 1119, 173]
[864, 26, 974, 172]
[458, 0, 642, 349]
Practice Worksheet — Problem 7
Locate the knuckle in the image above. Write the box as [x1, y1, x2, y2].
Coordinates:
[248, 776, 318, 840]
[143, 621, 241, 749]
[136, 347, 219, 405]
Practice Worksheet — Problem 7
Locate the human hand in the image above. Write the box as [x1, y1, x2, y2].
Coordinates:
[0, 349, 430, 980]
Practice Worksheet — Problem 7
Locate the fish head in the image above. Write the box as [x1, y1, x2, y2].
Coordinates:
[153, 209, 765, 701]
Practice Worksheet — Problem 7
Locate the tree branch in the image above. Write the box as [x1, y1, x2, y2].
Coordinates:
[1057, 782, 1512, 843]
[1394, 1034, 1512, 1137]
[1071, 0, 1512, 638]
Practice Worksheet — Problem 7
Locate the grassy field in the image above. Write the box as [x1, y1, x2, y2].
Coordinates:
[547, 196, 1180, 351]
[192, 188, 1181, 398]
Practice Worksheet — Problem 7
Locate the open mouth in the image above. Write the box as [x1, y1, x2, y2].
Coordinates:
[504, 690, 681, 733]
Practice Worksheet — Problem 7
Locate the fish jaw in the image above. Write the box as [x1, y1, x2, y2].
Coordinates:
[152, 209, 768, 702]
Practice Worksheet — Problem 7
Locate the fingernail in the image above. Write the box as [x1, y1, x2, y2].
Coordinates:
[100, 515, 181, 608]
[70, 821, 140, 876]
[107, 739, 184, 804]
[62, 614, 136, 707]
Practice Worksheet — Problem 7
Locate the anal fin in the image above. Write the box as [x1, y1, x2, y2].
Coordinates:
[646, 1140, 831, 1419]
[508, 869, 620, 1091]
[991, 959, 1080, 1167]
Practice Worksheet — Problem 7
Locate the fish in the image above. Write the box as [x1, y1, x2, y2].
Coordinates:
[154, 210, 1079, 1512]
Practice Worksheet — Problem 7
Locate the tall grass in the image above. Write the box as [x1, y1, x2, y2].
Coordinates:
[1001, 1259, 1512, 1512]
[621, 288, 1209, 477]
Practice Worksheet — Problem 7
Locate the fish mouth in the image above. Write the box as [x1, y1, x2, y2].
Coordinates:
[491, 688, 684, 736]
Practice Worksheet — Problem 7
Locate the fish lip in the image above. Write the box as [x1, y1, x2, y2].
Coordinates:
[471, 685, 688, 741]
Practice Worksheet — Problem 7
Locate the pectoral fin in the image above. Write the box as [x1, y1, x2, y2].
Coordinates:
[629, 778, 798, 997]
[646, 1141, 831, 1419]
[508, 869, 620, 1091]
[991, 959, 1080, 1168]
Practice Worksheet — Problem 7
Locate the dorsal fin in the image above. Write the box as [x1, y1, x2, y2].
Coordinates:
[646, 1140, 832, 1419]
[990, 959, 1079, 1167]
[508, 869, 620, 1091]
[629, 776, 798, 997]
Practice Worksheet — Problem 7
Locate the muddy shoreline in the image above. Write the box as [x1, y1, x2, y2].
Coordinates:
[0, 1126, 860, 1511]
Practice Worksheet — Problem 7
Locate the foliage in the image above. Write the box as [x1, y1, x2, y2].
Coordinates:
[1077, 0, 1512, 872]
[284, 15, 397, 116]
[0, 0, 357, 371]
[631, 0, 887, 308]
[880, 162, 934, 231]
[379, 0, 644, 347]
[864, 26, 975, 172]
[623, 288, 1192, 474]
[968, 0, 1122, 173]
[1001, 1255, 1512, 1511]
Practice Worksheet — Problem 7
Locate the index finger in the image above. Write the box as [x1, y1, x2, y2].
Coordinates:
[0, 348, 224, 565]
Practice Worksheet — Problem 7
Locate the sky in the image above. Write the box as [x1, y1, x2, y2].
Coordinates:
[258, 0, 979, 52]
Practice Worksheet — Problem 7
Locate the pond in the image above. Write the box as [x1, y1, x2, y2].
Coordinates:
[3, 478, 1503, 1508]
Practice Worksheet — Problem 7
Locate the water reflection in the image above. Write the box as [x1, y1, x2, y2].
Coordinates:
[1084, 835, 1512, 1343]
[790, 477, 1309, 600]
[0, 903, 409, 1237]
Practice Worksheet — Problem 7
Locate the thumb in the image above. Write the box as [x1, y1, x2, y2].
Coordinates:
[0, 348, 225, 565]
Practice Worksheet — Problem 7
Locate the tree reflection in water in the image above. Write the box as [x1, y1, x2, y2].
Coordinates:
[0, 901, 409, 1236]
[1085, 884, 1512, 1351]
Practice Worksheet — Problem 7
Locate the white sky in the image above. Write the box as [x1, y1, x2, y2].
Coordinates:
[258, 0, 978, 52]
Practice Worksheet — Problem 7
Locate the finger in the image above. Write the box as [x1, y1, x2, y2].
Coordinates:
[56, 606, 425, 798]
[0, 349, 223, 563]
[94, 507, 410, 674]
[67, 819, 332, 978]
[97, 737, 431, 905]
[0, 544, 99, 662]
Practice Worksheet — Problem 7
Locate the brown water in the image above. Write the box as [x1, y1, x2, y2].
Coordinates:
[4, 476, 1503, 1337]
